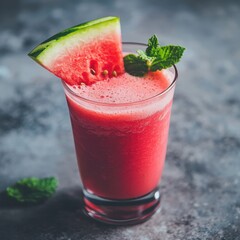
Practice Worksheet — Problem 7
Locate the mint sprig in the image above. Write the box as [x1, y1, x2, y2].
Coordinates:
[124, 35, 185, 76]
[5, 177, 58, 204]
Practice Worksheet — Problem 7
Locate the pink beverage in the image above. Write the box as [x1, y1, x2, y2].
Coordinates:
[27, 16, 184, 225]
[63, 42, 177, 224]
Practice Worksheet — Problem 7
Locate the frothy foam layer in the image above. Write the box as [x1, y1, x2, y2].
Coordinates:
[64, 68, 176, 121]
[69, 70, 173, 104]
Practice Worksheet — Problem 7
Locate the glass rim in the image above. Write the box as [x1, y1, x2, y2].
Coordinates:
[62, 42, 178, 107]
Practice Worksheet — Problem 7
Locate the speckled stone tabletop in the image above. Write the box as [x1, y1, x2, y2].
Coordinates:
[0, 0, 240, 239]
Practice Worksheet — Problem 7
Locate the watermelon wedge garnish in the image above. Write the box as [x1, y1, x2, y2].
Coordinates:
[28, 16, 124, 85]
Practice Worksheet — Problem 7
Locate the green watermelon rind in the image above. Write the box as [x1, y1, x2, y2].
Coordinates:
[28, 16, 120, 67]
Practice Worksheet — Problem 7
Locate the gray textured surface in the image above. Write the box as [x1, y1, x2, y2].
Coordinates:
[0, 0, 240, 239]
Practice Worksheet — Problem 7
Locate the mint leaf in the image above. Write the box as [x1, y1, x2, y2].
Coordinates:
[150, 45, 185, 71]
[146, 35, 159, 56]
[137, 50, 151, 61]
[6, 177, 58, 203]
[124, 35, 185, 77]
[124, 54, 148, 76]
[137, 50, 155, 65]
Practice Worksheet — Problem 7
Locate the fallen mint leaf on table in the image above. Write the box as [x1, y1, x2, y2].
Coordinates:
[5, 177, 58, 204]
[124, 34, 185, 76]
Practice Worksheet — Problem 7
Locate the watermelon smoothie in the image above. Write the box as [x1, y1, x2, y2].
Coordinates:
[27, 15, 184, 225]
[63, 44, 177, 222]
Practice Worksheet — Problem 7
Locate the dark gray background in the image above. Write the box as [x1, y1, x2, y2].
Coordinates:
[0, 0, 240, 239]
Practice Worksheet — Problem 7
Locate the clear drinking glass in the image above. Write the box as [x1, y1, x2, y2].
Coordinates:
[62, 43, 178, 225]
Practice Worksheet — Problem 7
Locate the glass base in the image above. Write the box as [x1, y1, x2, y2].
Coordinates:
[81, 188, 161, 225]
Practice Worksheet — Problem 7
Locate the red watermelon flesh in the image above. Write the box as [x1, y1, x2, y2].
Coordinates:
[53, 32, 124, 85]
